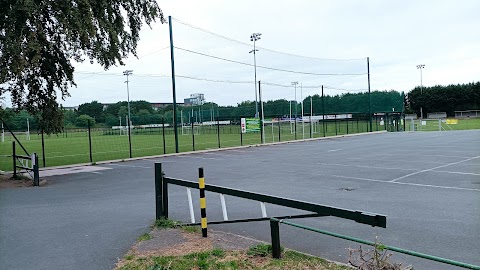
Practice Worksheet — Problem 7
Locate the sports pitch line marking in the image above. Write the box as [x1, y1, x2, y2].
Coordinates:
[320, 174, 480, 192]
[316, 162, 416, 172]
[389, 155, 480, 183]
[432, 170, 480, 176]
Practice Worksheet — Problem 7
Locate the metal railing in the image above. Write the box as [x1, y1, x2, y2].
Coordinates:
[269, 218, 480, 270]
[154, 162, 386, 232]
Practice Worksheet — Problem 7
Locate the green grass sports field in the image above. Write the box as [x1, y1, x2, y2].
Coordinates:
[1, 118, 478, 171]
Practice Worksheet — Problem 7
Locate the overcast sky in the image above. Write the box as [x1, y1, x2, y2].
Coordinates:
[23, 0, 480, 107]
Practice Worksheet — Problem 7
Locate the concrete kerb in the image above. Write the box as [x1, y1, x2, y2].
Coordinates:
[13, 130, 387, 175]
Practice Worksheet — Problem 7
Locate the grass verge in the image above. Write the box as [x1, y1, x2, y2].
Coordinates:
[118, 244, 351, 270]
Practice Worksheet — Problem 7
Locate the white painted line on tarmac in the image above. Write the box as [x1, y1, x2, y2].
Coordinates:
[346, 156, 448, 165]
[389, 155, 480, 183]
[90, 171, 103, 175]
[316, 162, 416, 171]
[320, 174, 480, 192]
[108, 164, 152, 169]
[40, 166, 112, 177]
[431, 170, 480, 176]
[327, 149, 342, 152]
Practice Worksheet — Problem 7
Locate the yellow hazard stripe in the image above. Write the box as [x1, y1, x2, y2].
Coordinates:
[201, 218, 207, 228]
[200, 198, 206, 208]
[199, 178, 205, 188]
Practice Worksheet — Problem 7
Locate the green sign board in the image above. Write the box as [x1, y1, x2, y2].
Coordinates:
[241, 118, 260, 133]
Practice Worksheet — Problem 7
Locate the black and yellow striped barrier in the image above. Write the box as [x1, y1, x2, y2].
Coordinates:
[199, 167, 207, 237]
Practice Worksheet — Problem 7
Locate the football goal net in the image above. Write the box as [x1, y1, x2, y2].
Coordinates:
[182, 125, 201, 135]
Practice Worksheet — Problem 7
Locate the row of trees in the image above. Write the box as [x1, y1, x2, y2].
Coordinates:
[2, 90, 403, 130]
[2, 82, 478, 131]
[405, 82, 480, 116]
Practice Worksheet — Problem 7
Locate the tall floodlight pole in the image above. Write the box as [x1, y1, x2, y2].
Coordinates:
[292, 82, 298, 140]
[169, 16, 179, 153]
[416, 64, 425, 119]
[123, 69, 133, 158]
[250, 33, 262, 118]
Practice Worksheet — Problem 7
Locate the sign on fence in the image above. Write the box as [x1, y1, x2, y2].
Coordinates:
[241, 118, 260, 133]
[446, 119, 458, 124]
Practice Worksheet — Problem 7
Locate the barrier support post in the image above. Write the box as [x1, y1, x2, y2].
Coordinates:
[155, 163, 168, 219]
[270, 219, 281, 259]
[199, 167, 207, 237]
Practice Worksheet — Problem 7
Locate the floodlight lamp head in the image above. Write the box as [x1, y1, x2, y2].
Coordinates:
[416, 64, 425, 69]
[250, 33, 262, 41]
[123, 70, 133, 75]
[291, 81, 298, 86]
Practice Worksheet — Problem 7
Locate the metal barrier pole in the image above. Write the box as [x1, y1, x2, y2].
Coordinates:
[155, 163, 167, 219]
[271, 218, 480, 270]
[270, 219, 281, 259]
[199, 167, 207, 237]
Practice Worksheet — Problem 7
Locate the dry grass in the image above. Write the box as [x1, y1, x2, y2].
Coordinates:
[117, 249, 352, 270]
[116, 227, 351, 270]
[0, 174, 46, 188]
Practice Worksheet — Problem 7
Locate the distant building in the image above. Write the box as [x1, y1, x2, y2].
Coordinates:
[150, 102, 185, 110]
[64, 106, 79, 111]
[184, 93, 205, 106]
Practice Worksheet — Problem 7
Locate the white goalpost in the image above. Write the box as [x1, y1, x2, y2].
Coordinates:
[182, 125, 200, 135]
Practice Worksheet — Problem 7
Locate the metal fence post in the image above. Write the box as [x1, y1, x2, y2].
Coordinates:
[309, 115, 312, 138]
[191, 117, 195, 151]
[162, 119, 166, 154]
[217, 117, 221, 148]
[127, 116, 132, 158]
[294, 118, 297, 140]
[87, 119, 93, 163]
[33, 153, 39, 186]
[270, 219, 281, 259]
[278, 120, 281, 142]
[240, 129, 243, 146]
[12, 141, 16, 178]
[346, 119, 349, 134]
[335, 115, 338, 136]
[41, 129, 46, 167]
[155, 163, 167, 219]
